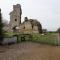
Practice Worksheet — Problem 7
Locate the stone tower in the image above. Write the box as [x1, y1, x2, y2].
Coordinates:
[9, 4, 22, 30]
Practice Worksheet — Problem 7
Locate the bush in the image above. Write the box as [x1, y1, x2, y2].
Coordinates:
[17, 34, 32, 43]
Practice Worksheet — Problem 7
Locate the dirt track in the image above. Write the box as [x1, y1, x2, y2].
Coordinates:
[0, 42, 60, 60]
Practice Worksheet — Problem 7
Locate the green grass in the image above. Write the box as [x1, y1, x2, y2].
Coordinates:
[3, 32, 60, 46]
[4, 32, 16, 37]
[32, 33, 60, 45]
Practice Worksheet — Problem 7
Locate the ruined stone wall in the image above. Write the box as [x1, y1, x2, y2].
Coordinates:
[33, 26, 39, 33]
[19, 20, 39, 34]
[9, 4, 22, 30]
[4, 4, 42, 34]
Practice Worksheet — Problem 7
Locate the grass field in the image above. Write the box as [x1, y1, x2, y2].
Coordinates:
[4, 32, 17, 37]
[4, 32, 60, 45]
[32, 33, 60, 45]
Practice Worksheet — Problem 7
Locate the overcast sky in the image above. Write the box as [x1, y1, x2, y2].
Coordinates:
[0, 0, 60, 31]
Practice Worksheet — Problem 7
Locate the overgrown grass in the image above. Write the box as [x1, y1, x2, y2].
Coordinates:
[4, 32, 16, 37]
[32, 33, 60, 45]
[4, 32, 60, 46]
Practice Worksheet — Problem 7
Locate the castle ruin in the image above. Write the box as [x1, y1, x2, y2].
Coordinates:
[9, 4, 22, 32]
[3, 4, 42, 34]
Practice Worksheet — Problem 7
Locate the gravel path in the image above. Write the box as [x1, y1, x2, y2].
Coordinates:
[0, 42, 60, 60]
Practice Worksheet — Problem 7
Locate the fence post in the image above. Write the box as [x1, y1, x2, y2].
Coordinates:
[58, 33, 60, 45]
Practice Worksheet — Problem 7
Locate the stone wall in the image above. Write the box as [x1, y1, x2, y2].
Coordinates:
[9, 4, 22, 29]
[0, 36, 17, 45]
[3, 4, 42, 34]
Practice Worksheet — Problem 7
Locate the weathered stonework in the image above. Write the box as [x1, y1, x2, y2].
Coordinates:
[9, 4, 22, 30]
[3, 4, 42, 34]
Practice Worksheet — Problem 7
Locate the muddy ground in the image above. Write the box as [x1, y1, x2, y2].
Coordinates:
[0, 42, 60, 60]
